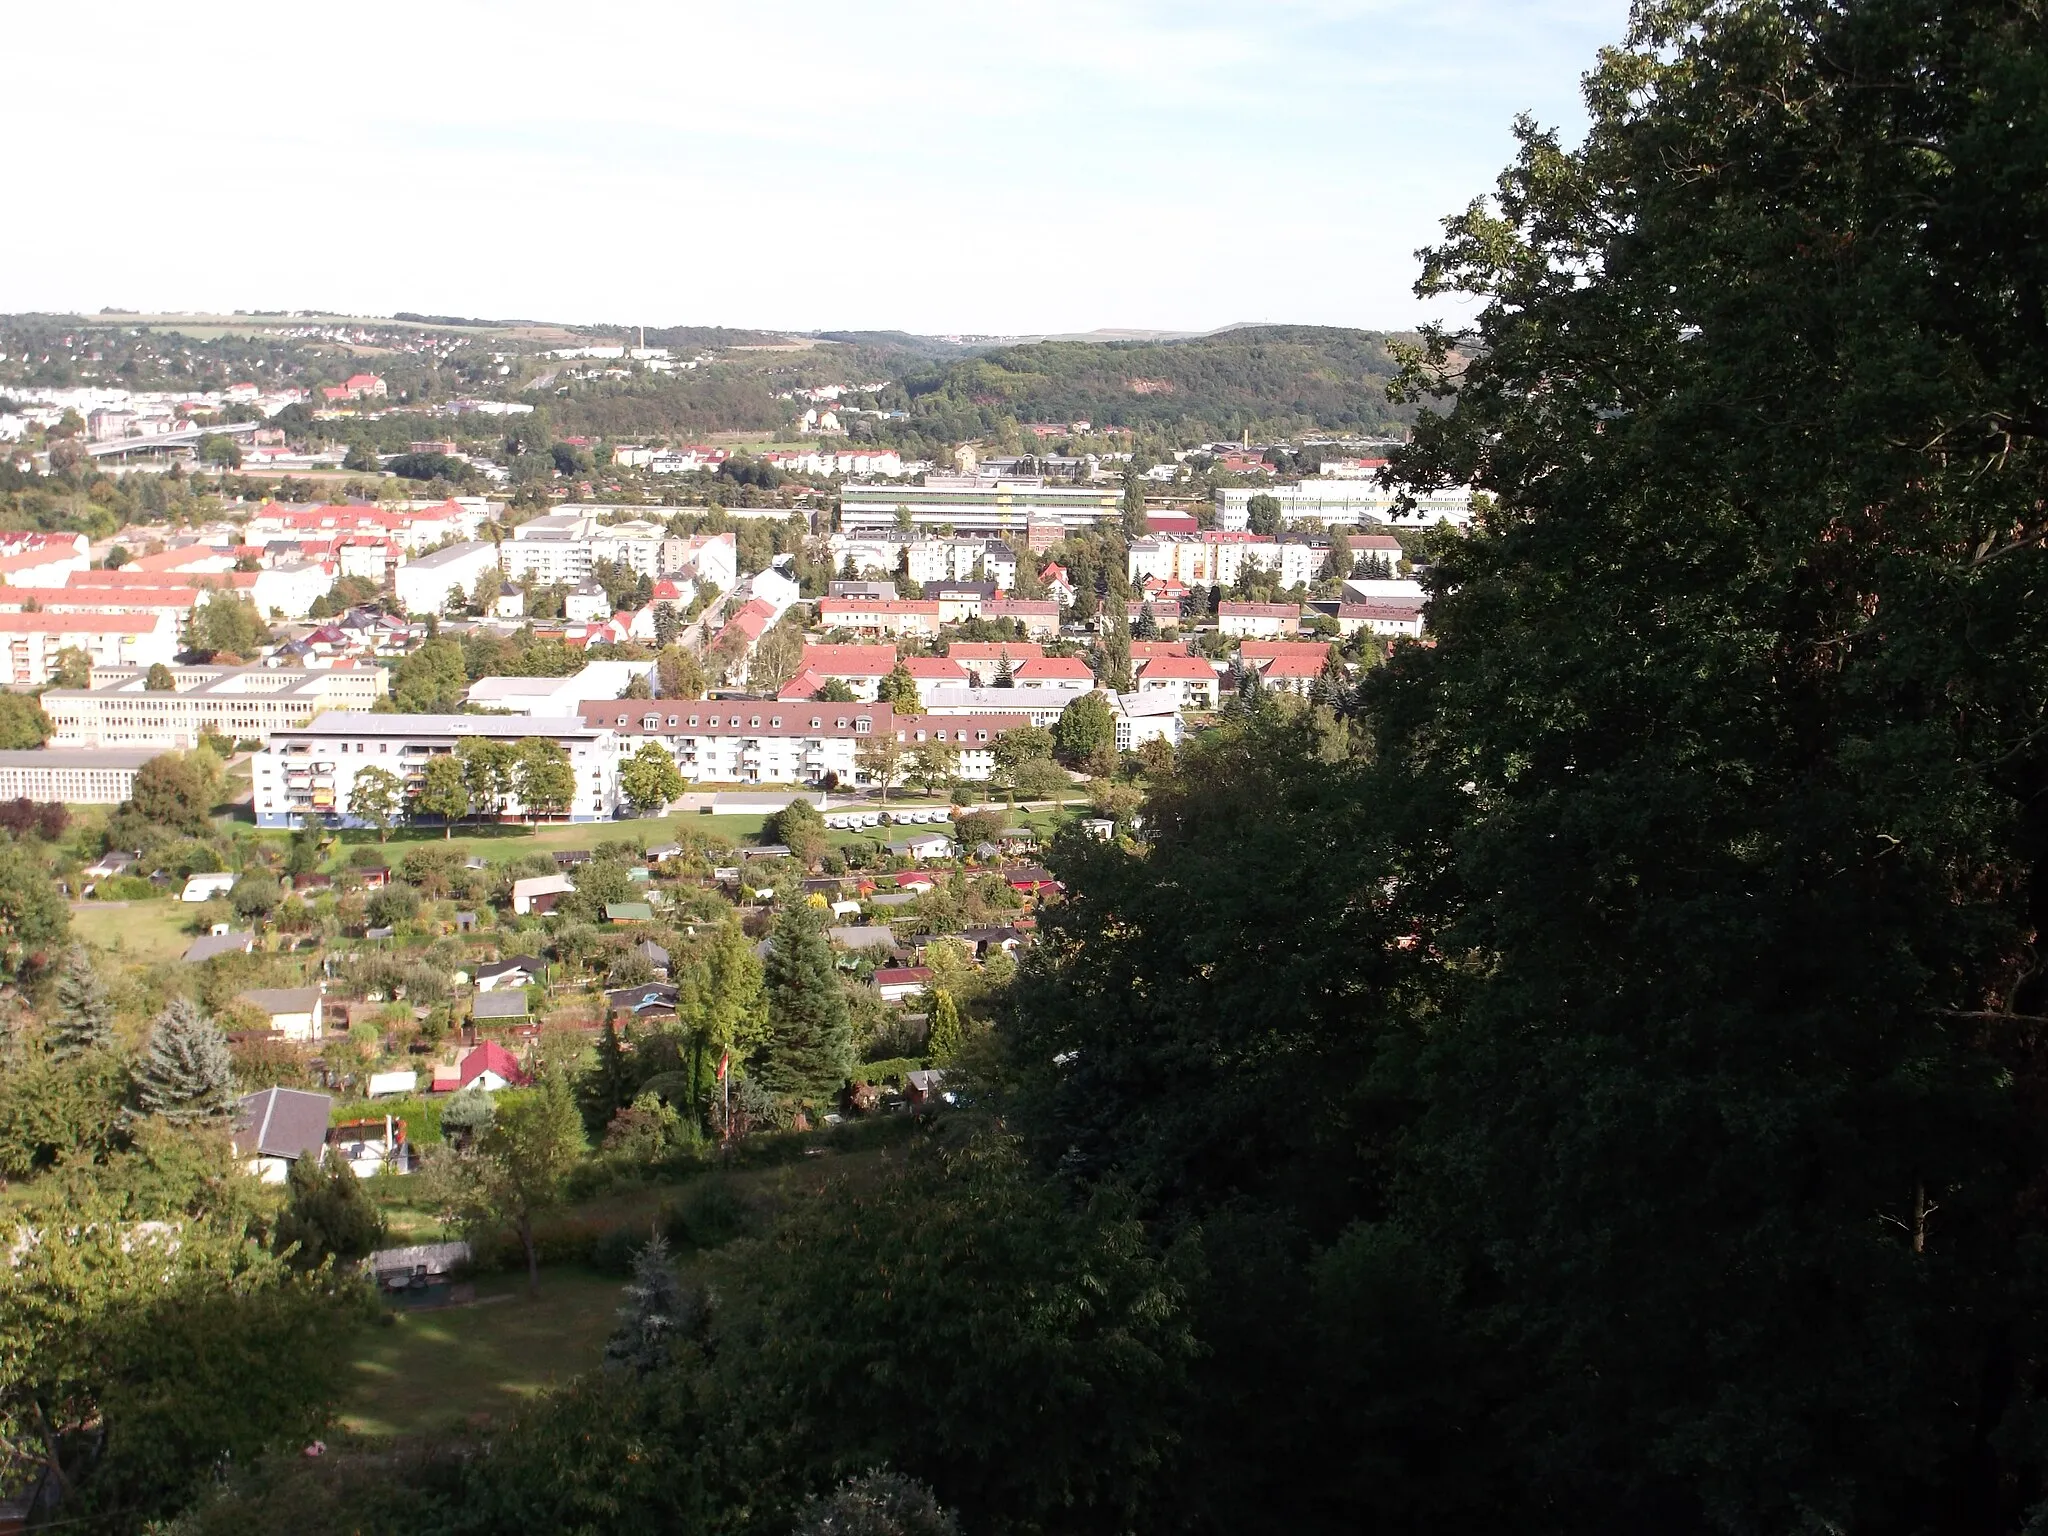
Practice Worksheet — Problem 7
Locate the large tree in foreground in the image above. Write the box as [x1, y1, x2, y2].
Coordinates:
[758, 901, 851, 1104]
[134, 999, 236, 1125]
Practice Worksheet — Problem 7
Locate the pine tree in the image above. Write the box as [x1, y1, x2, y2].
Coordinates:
[994, 649, 1015, 688]
[50, 944, 115, 1060]
[758, 902, 852, 1103]
[580, 1019, 636, 1136]
[925, 988, 963, 1064]
[604, 1231, 700, 1374]
[274, 1154, 385, 1268]
[134, 998, 236, 1124]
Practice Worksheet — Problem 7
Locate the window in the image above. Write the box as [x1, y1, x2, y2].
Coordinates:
[667, 715, 678, 726]
[770, 716, 781, 728]
[749, 717, 761, 728]
[616, 714, 628, 725]
[836, 717, 849, 729]
[688, 715, 699, 727]
[810, 717, 821, 728]
[977, 730, 989, 742]
[856, 717, 871, 734]
[643, 714, 661, 730]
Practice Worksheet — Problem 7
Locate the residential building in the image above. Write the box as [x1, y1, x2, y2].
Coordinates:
[234, 1088, 335, 1184]
[884, 712, 1035, 783]
[918, 687, 1067, 728]
[235, 986, 325, 1042]
[838, 476, 1122, 537]
[778, 644, 899, 701]
[253, 714, 620, 828]
[0, 610, 177, 684]
[501, 510, 688, 583]
[1128, 532, 1324, 591]
[395, 541, 499, 615]
[465, 659, 655, 716]
[1216, 482, 1474, 530]
[816, 598, 943, 639]
[0, 747, 165, 803]
[44, 663, 385, 749]
[564, 582, 612, 622]
[1107, 689, 1184, 751]
[0, 546, 89, 587]
[1135, 654, 1220, 711]
[982, 598, 1061, 638]
[1013, 656, 1095, 693]
[898, 655, 968, 705]
[946, 642, 1043, 685]
[1333, 600, 1426, 638]
[827, 534, 1020, 590]
[1218, 602, 1302, 638]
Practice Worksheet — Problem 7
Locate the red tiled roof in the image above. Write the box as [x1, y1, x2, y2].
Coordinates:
[799, 643, 899, 676]
[1139, 655, 1217, 680]
[1016, 656, 1093, 681]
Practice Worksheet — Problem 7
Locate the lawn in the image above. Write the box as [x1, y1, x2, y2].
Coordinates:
[69, 899, 197, 962]
[340, 1267, 621, 1436]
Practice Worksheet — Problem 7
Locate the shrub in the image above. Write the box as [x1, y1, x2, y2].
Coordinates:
[94, 874, 159, 901]
[662, 1177, 750, 1250]
[590, 1224, 657, 1277]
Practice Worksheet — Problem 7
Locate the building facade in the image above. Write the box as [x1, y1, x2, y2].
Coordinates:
[0, 747, 165, 804]
[45, 663, 389, 749]
[0, 611, 178, 685]
[253, 715, 619, 828]
[839, 477, 1121, 537]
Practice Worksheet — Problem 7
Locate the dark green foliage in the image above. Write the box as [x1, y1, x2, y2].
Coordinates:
[795, 1472, 960, 1536]
[580, 1019, 636, 1136]
[126, 751, 217, 835]
[0, 691, 51, 749]
[662, 1177, 751, 1250]
[273, 1154, 385, 1269]
[1052, 692, 1115, 770]
[759, 902, 852, 1103]
[134, 998, 236, 1124]
[0, 1048, 130, 1175]
[51, 943, 115, 1058]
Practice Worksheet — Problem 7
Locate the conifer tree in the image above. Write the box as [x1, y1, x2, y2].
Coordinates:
[758, 901, 852, 1103]
[580, 1018, 636, 1136]
[134, 998, 236, 1124]
[50, 944, 115, 1060]
[604, 1231, 699, 1375]
[925, 988, 962, 1064]
[274, 1154, 385, 1268]
[993, 649, 1015, 688]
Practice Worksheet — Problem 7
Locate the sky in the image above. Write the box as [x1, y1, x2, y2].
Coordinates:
[10, 0, 1629, 336]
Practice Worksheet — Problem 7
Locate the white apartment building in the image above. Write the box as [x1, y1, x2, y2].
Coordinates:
[1216, 482, 1474, 531]
[465, 659, 657, 716]
[1128, 533, 1324, 591]
[45, 664, 388, 749]
[918, 687, 1068, 728]
[1108, 690, 1184, 751]
[827, 534, 1019, 589]
[0, 611, 178, 685]
[1218, 603, 1303, 638]
[0, 748, 166, 804]
[576, 699, 1036, 788]
[254, 715, 619, 828]
[839, 477, 1122, 537]
[396, 541, 499, 615]
[502, 511, 686, 584]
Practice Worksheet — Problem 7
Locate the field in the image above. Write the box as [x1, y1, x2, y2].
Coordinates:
[340, 1268, 620, 1436]
[68, 899, 198, 961]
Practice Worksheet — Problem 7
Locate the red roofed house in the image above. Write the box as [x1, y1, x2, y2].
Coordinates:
[430, 1040, 528, 1094]
[712, 599, 778, 676]
[787, 643, 899, 700]
[872, 966, 934, 1004]
[981, 598, 1060, 638]
[0, 545, 89, 588]
[893, 871, 937, 893]
[1334, 601, 1425, 639]
[1137, 653, 1219, 711]
[1218, 602, 1303, 639]
[1039, 564, 1075, 607]
[816, 598, 942, 639]
[1238, 640, 1333, 669]
[1013, 655, 1096, 694]
[0, 610, 178, 683]
[900, 655, 968, 705]
[1129, 640, 1190, 662]
[321, 373, 388, 403]
[1256, 651, 1328, 697]
[947, 642, 1043, 686]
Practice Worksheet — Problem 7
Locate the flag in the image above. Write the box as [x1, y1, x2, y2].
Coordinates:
[716, 1052, 729, 1081]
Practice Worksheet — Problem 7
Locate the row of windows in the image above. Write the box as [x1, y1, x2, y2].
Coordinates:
[620, 712, 875, 734]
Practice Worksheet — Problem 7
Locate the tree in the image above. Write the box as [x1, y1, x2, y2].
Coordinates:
[620, 671, 654, 700]
[875, 664, 920, 711]
[795, 1473, 960, 1536]
[993, 649, 1016, 687]
[478, 1074, 585, 1296]
[1010, 756, 1072, 802]
[471, 565, 503, 614]
[1245, 493, 1282, 537]
[197, 432, 241, 469]
[134, 999, 236, 1125]
[439, 1082, 496, 1143]
[458, 737, 518, 820]
[515, 737, 577, 822]
[0, 692, 51, 750]
[347, 765, 403, 841]
[759, 901, 852, 1104]
[812, 678, 858, 703]
[144, 662, 176, 690]
[0, 842, 68, 978]
[229, 871, 281, 920]
[1099, 612, 1133, 692]
[769, 797, 829, 866]
[619, 741, 685, 817]
[273, 1154, 385, 1269]
[652, 601, 681, 648]
[657, 646, 708, 699]
[414, 752, 470, 836]
[49, 647, 91, 690]
[342, 442, 381, 472]
[990, 724, 1055, 779]
[908, 738, 960, 798]
[1053, 692, 1115, 770]
[1121, 473, 1148, 536]
[855, 731, 906, 802]
[924, 988, 962, 1063]
[194, 594, 271, 659]
[747, 620, 805, 694]
[391, 636, 468, 712]
[580, 1019, 637, 1137]
[128, 752, 218, 836]
[604, 1231, 697, 1375]
[50, 946, 115, 1060]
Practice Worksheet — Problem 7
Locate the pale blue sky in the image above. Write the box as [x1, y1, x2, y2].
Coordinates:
[12, 0, 1629, 334]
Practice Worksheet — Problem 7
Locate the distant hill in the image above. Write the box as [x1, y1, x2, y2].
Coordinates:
[896, 325, 1414, 439]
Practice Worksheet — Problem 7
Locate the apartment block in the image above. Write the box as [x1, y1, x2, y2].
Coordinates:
[0, 748, 166, 804]
[45, 664, 388, 749]
[253, 715, 618, 828]
[0, 611, 178, 685]
[839, 477, 1121, 538]
[395, 541, 499, 615]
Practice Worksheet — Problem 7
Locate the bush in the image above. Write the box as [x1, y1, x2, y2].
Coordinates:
[662, 1177, 751, 1250]
[590, 1224, 658, 1277]
[94, 874, 159, 901]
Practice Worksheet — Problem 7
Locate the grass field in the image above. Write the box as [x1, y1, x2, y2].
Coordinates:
[69, 899, 197, 961]
[340, 1268, 620, 1436]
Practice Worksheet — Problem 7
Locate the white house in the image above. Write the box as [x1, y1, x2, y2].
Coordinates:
[395, 541, 498, 616]
[233, 1087, 335, 1184]
[181, 871, 237, 902]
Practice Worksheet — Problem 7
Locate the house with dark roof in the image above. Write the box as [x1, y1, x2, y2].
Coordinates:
[605, 982, 679, 1019]
[183, 928, 255, 964]
[476, 955, 546, 992]
[234, 1087, 335, 1183]
[472, 990, 531, 1024]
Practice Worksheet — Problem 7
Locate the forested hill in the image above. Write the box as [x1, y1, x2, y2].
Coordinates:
[896, 325, 1412, 439]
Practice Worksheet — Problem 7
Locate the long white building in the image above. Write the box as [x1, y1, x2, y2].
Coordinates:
[501, 511, 683, 584]
[0, 747, 166, 804]
[839, 477, 1120, 538]
[1128, 533, 1325, 591]
[0, 611, 178, 685]
[1216, 482, 1473, 530]
[253, 715, 619, 829]
[827, 534, 1020, 589]
[45, 663, 388, 749]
